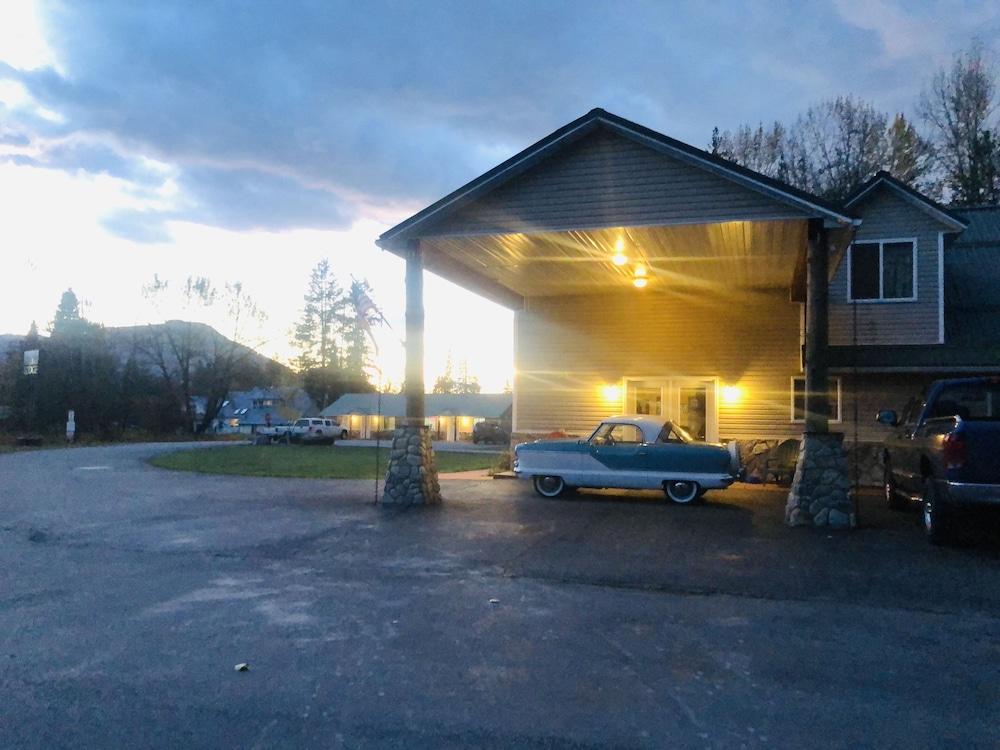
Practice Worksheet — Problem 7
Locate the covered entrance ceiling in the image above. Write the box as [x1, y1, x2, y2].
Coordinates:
[420, 219, 812, 304]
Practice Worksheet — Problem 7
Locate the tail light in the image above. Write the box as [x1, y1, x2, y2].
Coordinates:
[943, 432, 967, 470]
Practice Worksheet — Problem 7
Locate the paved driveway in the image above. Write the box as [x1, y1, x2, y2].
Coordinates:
[1, 443, 999, 749]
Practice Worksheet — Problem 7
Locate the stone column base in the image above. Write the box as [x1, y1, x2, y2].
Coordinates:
[383, 422, 442, 505]
[785, 432, 855, 529]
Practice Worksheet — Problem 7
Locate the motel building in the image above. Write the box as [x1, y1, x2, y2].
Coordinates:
[372, 108, 1000, 520]
[321, 392, 512, 441]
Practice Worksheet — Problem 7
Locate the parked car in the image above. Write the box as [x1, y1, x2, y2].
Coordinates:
[472, 420, 510, 445]
[513, 415, 741, 503]
[878, 377, 1000, 543]
[287, 417, 348, 444]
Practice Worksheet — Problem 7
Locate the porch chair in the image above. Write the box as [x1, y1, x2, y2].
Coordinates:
[764, 439, 801, 486]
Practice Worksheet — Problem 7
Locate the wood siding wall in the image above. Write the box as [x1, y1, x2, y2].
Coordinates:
[830, 188, 942, 345]
[427, 129, 810, 237]
[514, 289, 806, 441]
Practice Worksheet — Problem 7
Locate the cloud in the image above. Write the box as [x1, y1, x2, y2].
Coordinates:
[2, 0, 998, 239]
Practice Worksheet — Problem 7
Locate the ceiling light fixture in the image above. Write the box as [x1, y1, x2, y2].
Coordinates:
[632, 277, 648, 289]
[612, 237, 627, 266]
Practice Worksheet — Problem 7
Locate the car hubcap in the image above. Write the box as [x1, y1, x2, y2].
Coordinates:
[539, 477, 561, 495]
[669, 482, 697, 502]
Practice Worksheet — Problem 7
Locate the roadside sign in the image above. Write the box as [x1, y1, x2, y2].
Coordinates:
[23, 349, 39, 375]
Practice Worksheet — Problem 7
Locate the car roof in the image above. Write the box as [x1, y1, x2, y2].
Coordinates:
[602, 415, 668, 443]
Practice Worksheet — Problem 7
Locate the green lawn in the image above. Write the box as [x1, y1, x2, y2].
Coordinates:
[149, 445, 502, 479]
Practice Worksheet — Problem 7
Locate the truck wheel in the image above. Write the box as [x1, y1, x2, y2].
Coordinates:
[884, 462, 907, 510]
[533, 475, 566, 498]
[664, 480, 700, 504]
[340, 430, 348, 440]
[922, 479, 954, 545]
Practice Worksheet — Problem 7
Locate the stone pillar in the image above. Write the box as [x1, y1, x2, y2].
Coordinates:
[382, 421, 442, 505]
[786, 219, 852, 529]
[383, 239, 441, 505]
[785, 433, 854, 528]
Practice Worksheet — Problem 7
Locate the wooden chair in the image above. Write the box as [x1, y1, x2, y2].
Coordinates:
[764, 439, 801, 486]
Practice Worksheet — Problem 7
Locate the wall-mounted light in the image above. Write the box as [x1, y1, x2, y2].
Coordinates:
[601, 384, 622, 403]
[721, 385, 743, 405]
[612, 237, 628, 266]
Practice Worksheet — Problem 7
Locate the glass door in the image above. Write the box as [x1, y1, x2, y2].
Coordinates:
[624, 377, 718, 443]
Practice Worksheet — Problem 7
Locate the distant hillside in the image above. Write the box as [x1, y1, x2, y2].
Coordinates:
[0, 321, 293, 381]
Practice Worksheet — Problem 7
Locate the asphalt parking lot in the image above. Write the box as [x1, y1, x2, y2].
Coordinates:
[1, 443, 999, 749]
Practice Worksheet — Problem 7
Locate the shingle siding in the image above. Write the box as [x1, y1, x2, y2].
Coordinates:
[514, 289, 805, 441]
[830, 187, 943, 345]
[426, 129, 810, 237]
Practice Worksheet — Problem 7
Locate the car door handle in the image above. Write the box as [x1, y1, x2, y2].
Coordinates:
[637, 450, 648, 456]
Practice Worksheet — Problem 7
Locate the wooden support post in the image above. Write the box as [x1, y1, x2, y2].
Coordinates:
[404, 239, 425, 422]
[804, 218, 830, 434]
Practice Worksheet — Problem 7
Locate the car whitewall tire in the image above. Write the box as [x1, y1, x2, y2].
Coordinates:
[665, 480, 700, 504]
[533, 475, 566, 498]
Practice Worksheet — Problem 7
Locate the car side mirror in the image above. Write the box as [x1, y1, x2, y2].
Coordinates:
[875, 409, 898, 427]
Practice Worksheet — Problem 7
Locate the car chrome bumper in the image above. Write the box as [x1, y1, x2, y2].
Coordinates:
[936, 480, 1000, 507]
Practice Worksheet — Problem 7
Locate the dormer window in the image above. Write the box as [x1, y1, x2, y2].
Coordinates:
[849, 240, 916, 302]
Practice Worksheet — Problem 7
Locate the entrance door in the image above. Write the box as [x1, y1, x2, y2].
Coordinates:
[624, 378, 718, 443]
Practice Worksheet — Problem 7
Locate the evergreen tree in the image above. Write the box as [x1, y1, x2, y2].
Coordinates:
[291, 260, 347, 371]
[455, 359, 481, 395]
[40, 289, 120, 436]
[886, 113, 935, 189]
[432, 354, 457, 394]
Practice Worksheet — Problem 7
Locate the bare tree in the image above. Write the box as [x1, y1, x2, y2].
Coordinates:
[785, 97, 892, 201]
[138, 276, 267, 433]
[710, 122, 789, 180]
[711, 98, 934, 201]
[919, 41, 1000, 205]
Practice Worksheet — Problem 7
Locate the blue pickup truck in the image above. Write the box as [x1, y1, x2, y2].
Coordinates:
[878, 377, 1000, 544]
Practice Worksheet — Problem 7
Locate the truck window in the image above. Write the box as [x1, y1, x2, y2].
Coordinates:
[928, 383, 1000, 421]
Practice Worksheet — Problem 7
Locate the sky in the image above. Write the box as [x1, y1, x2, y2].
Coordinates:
[1, 1, 998, 391]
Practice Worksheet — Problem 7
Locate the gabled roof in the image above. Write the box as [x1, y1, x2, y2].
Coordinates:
[845, 171, 967, 232]
[321, 392, 512, 419]
[952, 205, 1000, 247]
[378, 108, 856, 247]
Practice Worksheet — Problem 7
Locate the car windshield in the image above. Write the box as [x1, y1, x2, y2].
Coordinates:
[294, 419, 308, 427]
[655, 421, 691, 444]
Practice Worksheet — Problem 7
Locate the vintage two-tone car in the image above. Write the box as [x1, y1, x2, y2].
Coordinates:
[513, 416, 742, 503]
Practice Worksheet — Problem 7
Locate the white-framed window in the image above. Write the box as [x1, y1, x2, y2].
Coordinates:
[790, 376, 842, 423]
[848, 239, 917, 302]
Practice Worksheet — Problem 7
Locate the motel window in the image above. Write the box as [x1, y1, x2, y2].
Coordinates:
[849, 240, 915, 301]
[791, 377, 842, 423]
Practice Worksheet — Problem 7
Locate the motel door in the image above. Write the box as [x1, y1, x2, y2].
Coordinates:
[624, 378, 718, 443]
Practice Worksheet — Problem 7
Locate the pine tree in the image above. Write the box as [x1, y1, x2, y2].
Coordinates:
[291, 260, 347, 371]
[432, 354, 457, 394]
[886, 113, 934, 188]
